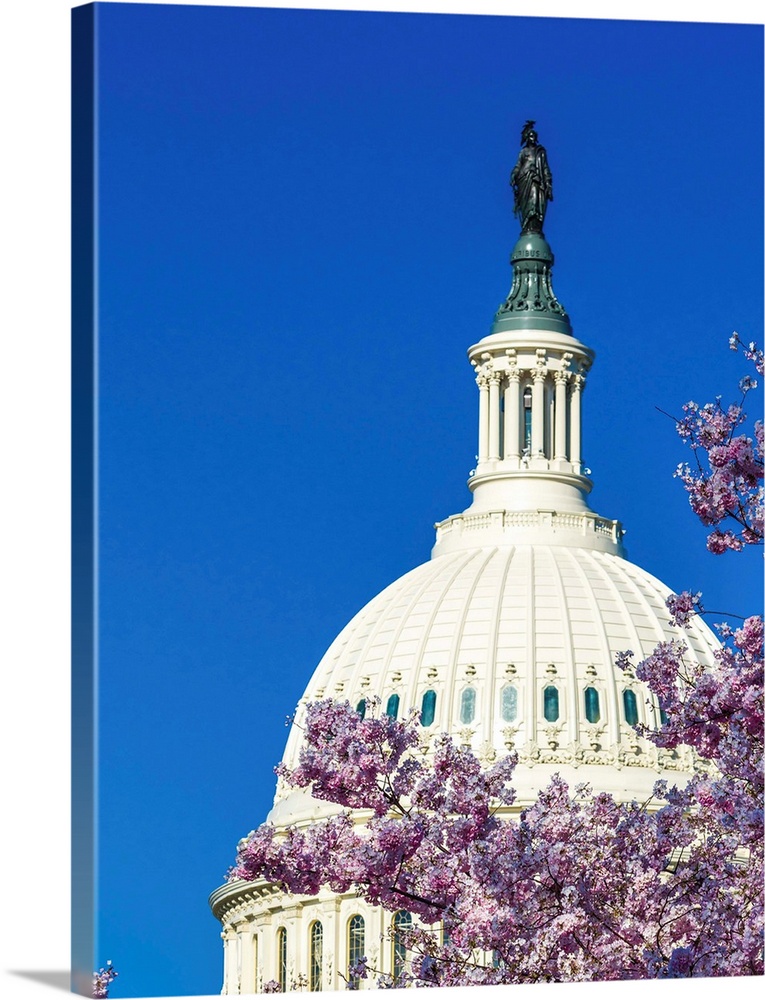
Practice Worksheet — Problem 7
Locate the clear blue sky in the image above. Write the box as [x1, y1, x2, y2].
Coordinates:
[85, 4, 762, 996]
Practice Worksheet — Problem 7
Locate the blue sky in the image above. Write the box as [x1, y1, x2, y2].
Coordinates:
[4, 3, 763, 1000]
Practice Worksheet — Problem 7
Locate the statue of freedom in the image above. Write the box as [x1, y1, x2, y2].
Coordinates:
[510, 120, 553, 235]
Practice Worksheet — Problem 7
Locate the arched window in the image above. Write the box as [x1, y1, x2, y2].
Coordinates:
[309, 921, 323, 992]
[459, 687, 476, 725]
[385, 693, 400, 719]
[584, 686, 600, 724]
[276, 927, 287, 993]
[347, 915, 365, 990]
[523, 385, 533, 451]
[543, 685, 559, 722]
[501, 684, 518, 722]
[356, 699, 366, 720]
[421, 690, 437, 727]
[623, 689, 638, 727]
[392, 910, 412, 984]
[659, 704, 668, 727]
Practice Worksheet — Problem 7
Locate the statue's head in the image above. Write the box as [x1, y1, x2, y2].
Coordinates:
[521, 120, 538, 146]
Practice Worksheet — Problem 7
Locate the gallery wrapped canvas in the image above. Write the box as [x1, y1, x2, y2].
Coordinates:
[69, 3, 763, 998]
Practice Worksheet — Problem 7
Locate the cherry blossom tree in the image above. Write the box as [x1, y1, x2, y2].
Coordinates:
[231, 340, 763, 986]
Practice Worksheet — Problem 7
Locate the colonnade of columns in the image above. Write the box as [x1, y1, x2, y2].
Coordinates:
[475, 364, 585, 471]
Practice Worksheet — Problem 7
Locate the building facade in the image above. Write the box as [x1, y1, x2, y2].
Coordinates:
[209, 143, 719, 993]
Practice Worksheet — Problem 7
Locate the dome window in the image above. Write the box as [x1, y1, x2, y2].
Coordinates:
[543, 685, 559, 722]
[276, 927, 288, 993]
[385, 693, 400, 719]
[459, 687, 476, 725]
[347, 915, 365, 989]
[392, 910, 412, 984]
[421, 690, 437, 727]
[523, 385, 533, 451]
[356, 699, 366, 720]
[501, 684, 518, 722]
[584, 686, 600, 724]
[623, 689, 639, 727]
[309, 920, 323, 992]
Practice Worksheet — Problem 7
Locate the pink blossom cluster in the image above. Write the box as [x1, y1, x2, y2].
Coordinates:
[92, 962, 117, 999]
[730, 331, 765, 376]
[675, 337, 763, 553]
[665, 590, 703, 627]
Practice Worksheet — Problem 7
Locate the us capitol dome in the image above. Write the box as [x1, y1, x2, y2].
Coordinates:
[209, 125, 720, 994]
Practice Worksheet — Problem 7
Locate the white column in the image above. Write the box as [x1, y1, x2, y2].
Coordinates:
[221, 930, 233, 995]
[222, 928, 236, 995]
[531, 368, 546, 456]
[477, 374, 489, 463]
[488, 373, 501, 460]
[554, 371, 568, 460]
[504, 369, 521, 461]
[241, 925, 257, 994]
[570, 373, 585, 472]
[236, 929, 243, 995]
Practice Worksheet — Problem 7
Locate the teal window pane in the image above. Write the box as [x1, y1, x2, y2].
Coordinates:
[421, 690, 436, 727]
[385, 693, 400, 719]
[659, 705, 668, 726]
[543, 686, 559, 722]
[501, 684, 518, 722]
[584, 686, 600, 724]
[356, 699, 366, 720]
[460, 687, 475, 724]
[623, 689, 638, 727]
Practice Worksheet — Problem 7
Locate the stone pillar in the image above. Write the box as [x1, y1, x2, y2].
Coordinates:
[504, 368, 520, 461]
[531, 368, 546, 456]
[476, 374, 489, 463]
[570, 373, 585, 472]
[554, 371, 568, 461]
[488, 372, 501, 460]
[221, 930, 232, 995]
[222, 927, 238, 995]
[240, 925, 257, 994]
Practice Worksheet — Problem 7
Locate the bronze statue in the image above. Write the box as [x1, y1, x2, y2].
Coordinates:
[510, 120, 553, 235]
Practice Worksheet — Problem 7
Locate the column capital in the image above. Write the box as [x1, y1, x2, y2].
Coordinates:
[553, 369, 570, 386]
[532, 366, 547, 383]
[506, 364, 521, 383]
[572, 372, 587, 392]
[476, 373, 490, 390]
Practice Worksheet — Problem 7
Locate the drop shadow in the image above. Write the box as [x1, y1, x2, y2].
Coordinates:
[9, 971, 71, 993]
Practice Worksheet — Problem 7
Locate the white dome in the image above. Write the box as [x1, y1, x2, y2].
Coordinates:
[272, 541, 719, 823]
